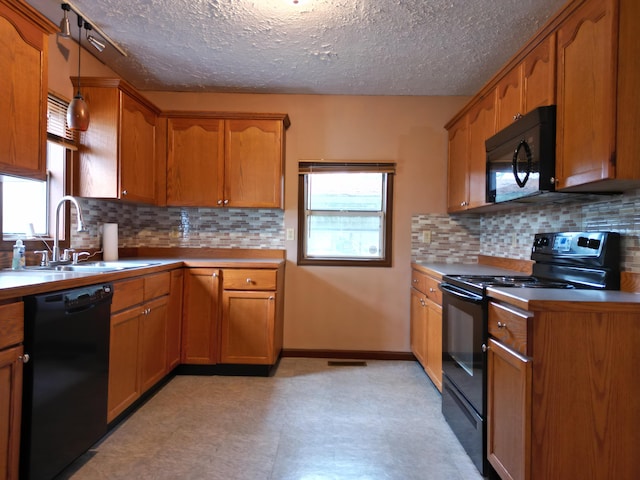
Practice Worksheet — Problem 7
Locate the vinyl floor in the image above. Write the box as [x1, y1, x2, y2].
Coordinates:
[59, 358, 484, 480]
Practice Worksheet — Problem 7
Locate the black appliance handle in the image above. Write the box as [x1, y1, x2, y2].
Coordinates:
[439, 283, 484, 304]
[512, 139, 532, 188]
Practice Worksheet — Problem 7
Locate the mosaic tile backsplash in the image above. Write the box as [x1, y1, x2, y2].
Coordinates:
[412, 189, 640, 272]
[71, 199, 285, 250]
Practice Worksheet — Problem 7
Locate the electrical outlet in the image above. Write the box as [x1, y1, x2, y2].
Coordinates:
[422, 230, 431, 244]
[286, 228, 295, 241]
[512, 232, 518, 247]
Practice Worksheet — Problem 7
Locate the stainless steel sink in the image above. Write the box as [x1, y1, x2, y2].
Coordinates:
[53, 261, 159, 272]
[10, 261, 159, 274]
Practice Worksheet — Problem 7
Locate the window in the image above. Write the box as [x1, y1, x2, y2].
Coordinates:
[1, 94, 73, 246]
[298, 162, 395, 267]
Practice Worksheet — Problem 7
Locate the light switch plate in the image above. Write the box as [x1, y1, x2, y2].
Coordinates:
[286, 228, 295, 241]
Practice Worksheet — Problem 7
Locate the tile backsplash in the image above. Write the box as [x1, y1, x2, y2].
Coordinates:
[72, 199, 285, 250]
[412, 189, 640, 272]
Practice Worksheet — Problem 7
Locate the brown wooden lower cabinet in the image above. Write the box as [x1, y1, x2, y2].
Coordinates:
[107, 271, 171, 423]
[0, 301, 24, 480]
[181, 268, 221, 364]
[166, 269, 184, 371]
[487, 299, 640, 479]
[410, 266, 442, 391]
[487, 338, 532, 480]
[220, 290, 276, 364]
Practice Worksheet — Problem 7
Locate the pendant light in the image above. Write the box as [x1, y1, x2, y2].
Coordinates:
[67, 14, 90, 131]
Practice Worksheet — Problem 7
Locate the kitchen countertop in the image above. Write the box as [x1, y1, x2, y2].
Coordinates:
[0, 257, 285, 302]
[412, 261, 640, 310]
[412, 261, 526, 279]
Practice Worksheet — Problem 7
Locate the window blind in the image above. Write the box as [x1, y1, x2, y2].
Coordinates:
[299, 162, 396, 174]
[47, 94, 78, 150]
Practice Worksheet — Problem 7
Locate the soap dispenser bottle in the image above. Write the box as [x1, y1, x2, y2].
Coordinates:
[12, 238, 26, 270]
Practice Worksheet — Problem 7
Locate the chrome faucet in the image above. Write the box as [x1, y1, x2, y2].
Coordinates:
[52, 196, 87, 264]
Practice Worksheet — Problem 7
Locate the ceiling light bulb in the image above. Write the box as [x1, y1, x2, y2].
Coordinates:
[87, 35, 106, 52]
[58, 4, 71, 37]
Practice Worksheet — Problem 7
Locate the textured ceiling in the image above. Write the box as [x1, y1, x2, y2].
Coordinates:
[27, 0, 567, 95]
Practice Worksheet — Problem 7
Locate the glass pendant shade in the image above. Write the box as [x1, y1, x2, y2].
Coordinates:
[67, 94, 90, 131]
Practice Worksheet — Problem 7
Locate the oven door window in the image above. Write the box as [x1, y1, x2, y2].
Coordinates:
[442, 294, 484, 414]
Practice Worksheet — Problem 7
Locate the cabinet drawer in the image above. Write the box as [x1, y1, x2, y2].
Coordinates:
[424, 275, 442, 305]
[144, 271, 170, 300]
[112, 278, 144, 312]
[223, 269, 277, 290]
[488, 302, 531, 356]
[410, 270, 426, 294]
[0, 301, 24, 350]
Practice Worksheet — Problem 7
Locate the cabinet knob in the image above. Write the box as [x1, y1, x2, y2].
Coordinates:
[122, 190, 128, 196]
[217, 200, 223, 205]
[482, 344, 489, 353]
[513, 113, 522, 121]
[269, 296, 274, 301]
[246, 278, 252, 284]
[550, 177, 556, 184]
[223, 199, 229, 205]
[412, 279, 418, 284]
[19, 353, 30, 363]
[460, 201, 468, 207]
[213, 272, 218, 278]
[429, 288, 435, 293]
[497, 321, 507, 329]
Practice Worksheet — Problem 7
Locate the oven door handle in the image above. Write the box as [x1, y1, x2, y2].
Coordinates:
[439, 283, 484, 304]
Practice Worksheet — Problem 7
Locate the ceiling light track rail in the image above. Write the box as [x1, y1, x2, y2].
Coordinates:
[59, 1, 127, 57]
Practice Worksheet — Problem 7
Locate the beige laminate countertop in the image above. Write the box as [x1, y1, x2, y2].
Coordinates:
[412, 261, 526, 280]
[0, 257, 284, 302]
[412, 261, 640, 311]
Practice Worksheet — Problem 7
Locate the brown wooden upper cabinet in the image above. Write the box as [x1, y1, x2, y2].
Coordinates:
[166, 113, 290, 208]
[0, 1, 56, 180]
[447, 92, 497, 212]
[445, 0, 640, 213]
[495, 34, 556, 132]
[72, 78, 161, 205]
[555, 0, 639, 192]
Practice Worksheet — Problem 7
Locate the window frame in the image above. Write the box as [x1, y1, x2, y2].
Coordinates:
[0, 93, 75, 253]
[297, 162, 395, 267]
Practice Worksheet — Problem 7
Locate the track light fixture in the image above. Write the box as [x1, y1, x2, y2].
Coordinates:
[58, 2, 128, 57]
[85, 23, 106, 53]
[58, 3, 71, 37]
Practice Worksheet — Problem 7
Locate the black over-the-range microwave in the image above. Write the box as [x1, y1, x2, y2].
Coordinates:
[486, 105, 556, 204]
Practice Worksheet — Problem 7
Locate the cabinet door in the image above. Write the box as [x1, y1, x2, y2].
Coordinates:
[182, 269, 221, 364]
[425, 300, 442, 392]
[108, 308, 140, 422]
[556, 0, 616, 190]
[224, 119, 284, 208]
[496, 66, 523, 132]
[467, 93, 496, 208]
[487, 338, 532, 480]
[220, 290, 276, 364]
[0, 6, 47, 179]
[0, 345, 23, 480]
[167, 117, 225, 206]
[447, 117, 469, 212]
[522, 34, 556, 114]
[166, 269, 184, 371]
[138, 296, 168, 392]
[410, 288, 427, 367]
[120, 93, 158, 204]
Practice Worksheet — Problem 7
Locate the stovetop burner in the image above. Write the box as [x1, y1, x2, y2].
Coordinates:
[450, 275, 576, 290]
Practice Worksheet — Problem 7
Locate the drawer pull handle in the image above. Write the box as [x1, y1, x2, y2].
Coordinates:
[19, 353, 30, 363]
[497, 321, 507, 329]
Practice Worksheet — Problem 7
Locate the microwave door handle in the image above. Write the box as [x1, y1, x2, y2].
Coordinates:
[439, 284, 484, 304]
[512, 139, 533, 188]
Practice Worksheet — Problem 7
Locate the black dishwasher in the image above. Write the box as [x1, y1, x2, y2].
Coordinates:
[21, 283, 113, 480]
